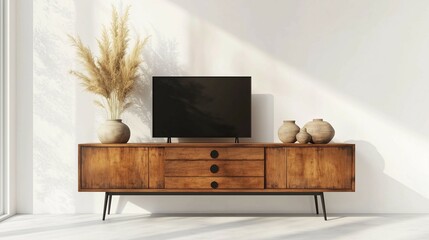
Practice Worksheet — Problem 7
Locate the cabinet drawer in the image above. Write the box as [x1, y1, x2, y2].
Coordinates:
[165, 177, 264, 189]
[165, 147, 264, 160]
[165, 160, 264, 177]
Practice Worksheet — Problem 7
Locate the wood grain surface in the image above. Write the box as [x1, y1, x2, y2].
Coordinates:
[165, 177, 264, 189]
[286, 147, 354, 190]
[79, 143, 355, 192]
[149, 148, 165, 189]
[164, 147, 264, 160]
[265, 147, 287, 188]
[165, 160, 264, 177]
[80, 147, 149, 189]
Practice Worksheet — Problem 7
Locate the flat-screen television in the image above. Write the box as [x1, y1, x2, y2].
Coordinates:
[152, 76, 251, 139]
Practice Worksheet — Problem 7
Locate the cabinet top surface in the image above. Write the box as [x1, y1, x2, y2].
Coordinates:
[79, 142, 355, 147]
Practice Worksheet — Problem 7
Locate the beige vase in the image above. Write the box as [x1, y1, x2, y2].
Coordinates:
[303, 119, 335, 144]
[278, 120, 300, 143]
[97, 119, 131, 144]
[296, 127, 311, 144]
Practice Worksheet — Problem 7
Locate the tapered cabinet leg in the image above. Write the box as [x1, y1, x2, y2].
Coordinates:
[108, 194, 112, 215]
[320, 192, 327, 221]
[102, 192, 109, 221]
[314, 195, 319, 215]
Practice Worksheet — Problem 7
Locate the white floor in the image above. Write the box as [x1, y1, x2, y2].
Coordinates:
[0, 214, 428, 240]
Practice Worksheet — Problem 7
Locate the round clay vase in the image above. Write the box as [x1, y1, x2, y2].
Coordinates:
[278, 120, 300, 143]
[97, 119, 131, 144]
[303, 119, 335, 144]
[296, 127, 311, 144]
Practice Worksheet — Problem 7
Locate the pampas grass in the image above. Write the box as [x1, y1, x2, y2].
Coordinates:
[69, 6, 149, 119]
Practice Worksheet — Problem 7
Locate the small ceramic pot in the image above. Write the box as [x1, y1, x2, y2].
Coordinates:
[278, 120, 300, 143]
[303, 119, 335, 144]
[296, 128, 311, 144]
[97, 119, 131, 143]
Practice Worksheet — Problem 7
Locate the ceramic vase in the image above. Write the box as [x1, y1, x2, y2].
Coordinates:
[303, 119, 335, 144]
[278, 120, 300, 143]
[296, 127, 311, 144]
[97, 119, 131, 144]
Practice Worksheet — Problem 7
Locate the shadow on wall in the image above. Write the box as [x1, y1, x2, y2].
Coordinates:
[178, 94, 274, 143]
[330, 140, 429, 213]
[245, 94, 274, 142]
[126, 28, 184, 142]
[244, 94, 274, 142]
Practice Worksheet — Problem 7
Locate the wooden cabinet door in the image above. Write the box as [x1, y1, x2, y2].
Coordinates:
[265, 148, 287, 188]
[149, 148, 165, 189]
[286, 147, 354, 190]
[80, 147, 149, 189]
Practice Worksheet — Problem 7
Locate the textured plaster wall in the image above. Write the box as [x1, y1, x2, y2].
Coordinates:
[25, 0, 429, 213]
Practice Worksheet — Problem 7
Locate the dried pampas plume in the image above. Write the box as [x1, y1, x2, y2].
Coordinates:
[69, 5, 149, 119]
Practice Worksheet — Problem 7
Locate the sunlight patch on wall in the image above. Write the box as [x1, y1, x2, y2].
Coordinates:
[33, 0, 77, 213]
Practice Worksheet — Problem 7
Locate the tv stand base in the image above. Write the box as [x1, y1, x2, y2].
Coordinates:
[102, 192, 328, 221]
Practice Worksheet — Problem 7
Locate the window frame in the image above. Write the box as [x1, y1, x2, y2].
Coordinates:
[1, 0, 6, 217]
[0, 0, 15, 221]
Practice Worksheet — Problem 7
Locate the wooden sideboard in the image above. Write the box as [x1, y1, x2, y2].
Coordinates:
[78, 143, 355, 220]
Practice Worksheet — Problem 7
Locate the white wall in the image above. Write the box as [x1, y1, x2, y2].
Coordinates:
[23, 0, 429, 213]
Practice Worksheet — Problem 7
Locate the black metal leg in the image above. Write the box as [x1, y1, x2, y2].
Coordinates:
[314, 195, 319, 215]
[102, 192, 109, 221]
[320, 192, 327, 221]
[108, 194, 112, 215]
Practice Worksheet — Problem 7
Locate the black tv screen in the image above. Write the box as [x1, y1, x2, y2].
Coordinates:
[152, 76, 251, 138]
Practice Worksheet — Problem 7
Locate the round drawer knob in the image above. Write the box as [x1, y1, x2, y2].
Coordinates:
[210, 164, 219, 173]
[210, 150, 219, 159]
[211, 181, 219, 189]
